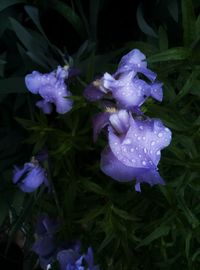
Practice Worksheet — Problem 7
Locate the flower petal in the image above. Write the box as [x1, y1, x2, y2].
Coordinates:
[36, 100, 53, 114]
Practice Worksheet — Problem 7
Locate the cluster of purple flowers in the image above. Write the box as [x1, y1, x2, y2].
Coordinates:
[32, 214, 99, 270]
[84, 49, 172, 192]
[25, 66, 73, 114]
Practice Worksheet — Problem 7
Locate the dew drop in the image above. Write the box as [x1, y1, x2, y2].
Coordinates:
[139, 125, 143, 130]
[151, 141, 155, 146]
[131, 159, 136, 163]
[137, 136, 141, 141]
[144, 148, 147, 153]
[130, 148, 134, 152]
[142, 161, 146, 165]
[158, 132, 163, 138]
[139, 154, 142, 158]
[123, 138, 131, 144]
[142, 136, 146, 140]
[156, 150, 161, 155]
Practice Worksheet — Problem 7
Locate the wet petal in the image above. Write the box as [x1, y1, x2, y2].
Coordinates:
[109, 115, 171, 168]
[150, 82, 163, 101]
[109, 110, 130, 134]
[101, 147, 144, 182]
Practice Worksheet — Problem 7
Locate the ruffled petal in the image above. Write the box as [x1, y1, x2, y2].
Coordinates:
[109, 115, 172, 168]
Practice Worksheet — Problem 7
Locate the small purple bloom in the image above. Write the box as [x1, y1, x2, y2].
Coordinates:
[57, 249, 84, 270]
[100, 110, 172, 191]
[84, 247, 99, 270]
[13, 159, 47, 193]
[32, 214, 59, 269]
[25, 66, 73, 114]
[84, 49, 163, 110]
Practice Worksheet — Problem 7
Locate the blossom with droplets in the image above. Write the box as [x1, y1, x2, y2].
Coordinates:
[100, 110, 172, 191]
[25, 66, 73, 114]
[13, 158, 48, 193]
[84, 49, 163, 111]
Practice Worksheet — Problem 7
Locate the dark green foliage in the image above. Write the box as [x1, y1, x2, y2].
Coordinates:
[1, 0, 200, 269]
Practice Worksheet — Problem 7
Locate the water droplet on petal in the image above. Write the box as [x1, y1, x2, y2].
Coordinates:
[137, 136, 141, 141]
[151, 141, 155, 146]
[142, 136, 146, 140]
[123, 138, 132, 144]
[131, 159, 136, 163]
[158, 132, 163, 138]
[144, 148, 147, 153]
[139, 154, 142, 158]
[130, 148, 134, 152]
[156, 150, 161, 155]
[139, 125, 143, 130]
[142, 161, 146, 165]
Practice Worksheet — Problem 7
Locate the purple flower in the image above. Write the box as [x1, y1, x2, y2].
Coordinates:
[25, 66, 73, 114]
[84, 49, 162, 111]
[84, 247, 99, 270]
[32, 214, 59, 269]
[57, 249, 84, 270]
[13, 159, 48, 193]
[100, 110, 172, 191]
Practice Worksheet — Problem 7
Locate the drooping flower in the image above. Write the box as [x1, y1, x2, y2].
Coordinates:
[57, 246, 99, 270]
[25, 66, 73, 114]
[32, 214, 60, 269]
[84, 49, 163, 111]
[57, 249, 84, 270]
[13, 158, 48, 193]
[100, 110, 172, 191]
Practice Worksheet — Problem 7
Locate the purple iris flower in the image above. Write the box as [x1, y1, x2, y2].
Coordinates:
[84, 49, 163, 111]
[84, 247, 99, 270]
[99, 110, 172, 191]
[25, 66, 73, 114]
[57, 249, 84, 270]
[13, 159, 48, 193]
[32, 214, 59, 269]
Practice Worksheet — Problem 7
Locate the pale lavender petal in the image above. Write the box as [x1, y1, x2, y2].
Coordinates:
[101, 147, 143, 182]
[36, 100, 53, 114]
[109, 109, 130, 134]
[57, 249, 80, 270]
[55, 95, 73, 114]
[19, 166, 45, 192]
[150, 82, 163, 101]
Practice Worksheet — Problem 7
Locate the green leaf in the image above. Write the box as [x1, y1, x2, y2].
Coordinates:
[181, 0, 196, 46]
[24, 6, 48, 40]
[148, 47, 190, 63]
[137, 225, 170, 248]
[158, 26, 168, 51]
[0, 0, 25, 12]
[83, 179, 108, 196]
[49, 0, 86, 38]
[89, 0, 100, 40]
[0, 77, 26, 94]
[168, 0, 179, 22]
[136, 3, 157, 38]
